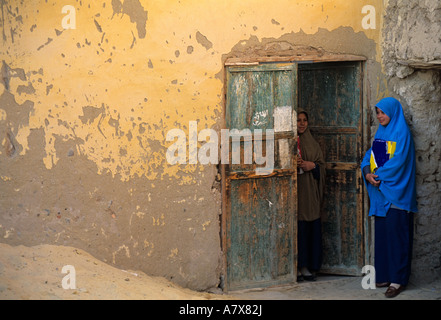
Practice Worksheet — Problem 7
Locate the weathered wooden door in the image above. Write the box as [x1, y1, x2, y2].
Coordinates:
[223, 63, 298, 291]
[298, 61, 365, 275]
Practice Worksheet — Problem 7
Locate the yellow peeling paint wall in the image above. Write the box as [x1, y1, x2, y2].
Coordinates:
[0, 0, 383, 290]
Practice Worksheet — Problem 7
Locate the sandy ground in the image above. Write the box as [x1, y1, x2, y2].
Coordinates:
[1, 242, 440, 300]
[233, 275, 441, 300]
[0, 243, 232, 300]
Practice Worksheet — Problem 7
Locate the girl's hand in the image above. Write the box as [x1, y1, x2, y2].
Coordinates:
[297, 156, 303, 167]
[298, 159, 316, 172]
[366, 173, 380, 187]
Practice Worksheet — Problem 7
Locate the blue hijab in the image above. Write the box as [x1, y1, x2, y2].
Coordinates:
[361, 97, 418, 216]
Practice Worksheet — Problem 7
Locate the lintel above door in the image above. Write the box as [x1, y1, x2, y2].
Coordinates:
[225, 52, 366, 66]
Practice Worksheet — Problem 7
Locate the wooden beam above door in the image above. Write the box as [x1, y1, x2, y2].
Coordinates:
[225, 53, 367, 66]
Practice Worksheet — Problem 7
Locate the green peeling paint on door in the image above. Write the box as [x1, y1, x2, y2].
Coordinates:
[224, 63, 298, 291]
[223, 60, 366, 291]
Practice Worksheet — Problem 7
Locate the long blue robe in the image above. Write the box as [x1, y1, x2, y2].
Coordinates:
[361, 97, 418, 216]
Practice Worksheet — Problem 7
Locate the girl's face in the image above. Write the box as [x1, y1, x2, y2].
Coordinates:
[297, 113, 308, 134]
[376, 107, 391, 126]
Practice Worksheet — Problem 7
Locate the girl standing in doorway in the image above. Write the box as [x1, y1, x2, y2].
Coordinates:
[297, 110, 326, 281]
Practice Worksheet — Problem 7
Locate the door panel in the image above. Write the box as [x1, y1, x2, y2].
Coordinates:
[227, 176, 294, 289]
[298, 61, 364, 275]
[224, 63, 298, 291]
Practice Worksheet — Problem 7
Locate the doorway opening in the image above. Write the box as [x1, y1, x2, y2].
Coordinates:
[221, 54, 368, 292]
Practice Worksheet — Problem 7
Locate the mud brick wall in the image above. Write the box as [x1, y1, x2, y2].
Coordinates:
[382, 0, 441, 283]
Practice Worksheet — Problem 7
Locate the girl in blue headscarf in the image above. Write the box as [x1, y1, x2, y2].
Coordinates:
[361, 97, 417, 298]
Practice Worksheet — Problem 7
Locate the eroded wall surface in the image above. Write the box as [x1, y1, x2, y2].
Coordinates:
[1, 0, 383, 290]
[382, 0, 441, 283]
